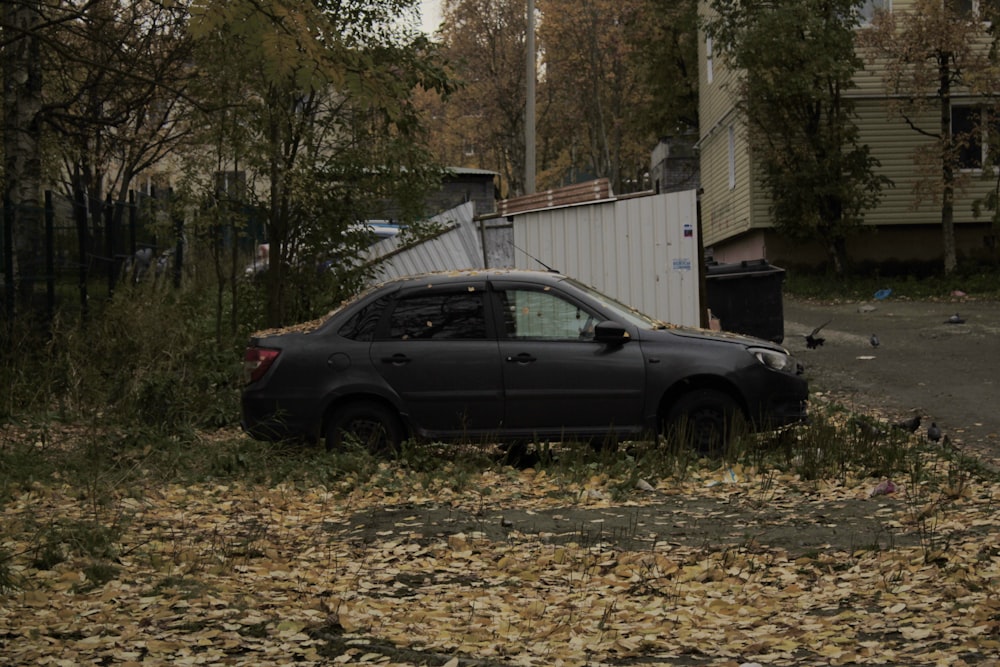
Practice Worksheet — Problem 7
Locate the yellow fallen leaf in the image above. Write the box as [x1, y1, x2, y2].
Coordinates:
[900, 626, 933, 640]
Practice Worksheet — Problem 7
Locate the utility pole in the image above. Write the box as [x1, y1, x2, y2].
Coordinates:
[525, 0, 536, 194]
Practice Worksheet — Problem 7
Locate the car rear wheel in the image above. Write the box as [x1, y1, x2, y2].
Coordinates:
[663, 389, 744, 456]
[325, 401, 403, 455]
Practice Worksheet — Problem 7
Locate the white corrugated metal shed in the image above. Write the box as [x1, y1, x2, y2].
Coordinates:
[364, 191, 701, 328]
[511, 190, 701, 327]
[365, 202, 482, 281]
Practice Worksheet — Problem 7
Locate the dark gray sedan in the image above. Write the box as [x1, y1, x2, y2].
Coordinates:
[241, 270, 808, 453]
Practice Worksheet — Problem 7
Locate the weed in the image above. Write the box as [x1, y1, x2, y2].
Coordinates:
[77, 561, 121, 592]
[753, 468, 778, 506]
[150, 575, 214, 599]
[31, 519, 123, 569]
[0, 548, 19, 593]
[785, 265, 1000, 301]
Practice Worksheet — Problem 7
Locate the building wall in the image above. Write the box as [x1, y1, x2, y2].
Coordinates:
[698, 6, 757, 248]
[853, 98, 1000, 230]
[423, 170, 497, 218]
[697, 0, 1000, 267]
[714, 224, 999, 271]
[649, 137, 700, 194]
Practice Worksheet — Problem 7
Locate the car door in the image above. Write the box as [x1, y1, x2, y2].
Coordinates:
[491, 281, 647, 437]
[369, 282, 504, 438]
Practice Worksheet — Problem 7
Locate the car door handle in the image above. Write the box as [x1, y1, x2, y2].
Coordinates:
[381, 353, 411, 365]
[506, 353, 536, 364]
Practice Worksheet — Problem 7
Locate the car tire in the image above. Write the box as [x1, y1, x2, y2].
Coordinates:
[325, 401, 403, 455]
[663, 389, 744, 456]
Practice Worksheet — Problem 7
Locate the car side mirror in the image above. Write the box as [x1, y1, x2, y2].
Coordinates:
[594, 320, 631, 346]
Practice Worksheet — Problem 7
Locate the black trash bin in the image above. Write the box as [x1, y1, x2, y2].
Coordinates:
[705, 259, 786, 343]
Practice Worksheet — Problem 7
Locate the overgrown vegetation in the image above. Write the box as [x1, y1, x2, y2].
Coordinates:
[784, 263, 1000, 301]
[2, 264, 995, 612]
[3, 278, 998, 665]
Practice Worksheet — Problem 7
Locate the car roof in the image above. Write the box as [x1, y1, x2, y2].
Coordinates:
[250, 269, 571, 340]
[380, 268, 568, 290]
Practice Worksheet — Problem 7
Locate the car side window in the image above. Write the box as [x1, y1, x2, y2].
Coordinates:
[338, 295, 391, 341]
[385, 291, 487, 340]
[500, 289, 598, 340]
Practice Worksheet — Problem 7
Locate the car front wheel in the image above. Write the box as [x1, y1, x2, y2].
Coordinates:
[325, 401, 403, 455]
[663, 389, 744, 456]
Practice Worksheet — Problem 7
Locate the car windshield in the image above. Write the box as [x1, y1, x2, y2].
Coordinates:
[563, 277, 667, 330]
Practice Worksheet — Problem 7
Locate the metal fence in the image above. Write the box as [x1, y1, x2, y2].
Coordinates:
[1, 188, 184, 324]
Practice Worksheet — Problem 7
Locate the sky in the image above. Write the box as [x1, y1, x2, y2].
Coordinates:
[419, 0, 442, 35]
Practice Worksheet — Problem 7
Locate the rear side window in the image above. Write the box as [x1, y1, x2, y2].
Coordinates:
[338, 296, 391, 341]
[385, 291, 486, 340]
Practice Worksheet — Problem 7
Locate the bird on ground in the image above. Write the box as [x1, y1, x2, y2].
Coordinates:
[945, 313, 966, 324]
[870, 333, 880, 348]
[805, 320, 831, 349]
[893, 412, 921, 433]
[927, 422, 942, 442]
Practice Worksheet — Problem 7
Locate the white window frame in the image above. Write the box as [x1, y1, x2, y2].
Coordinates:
[952, 103, 1000, 172]
[856, 0, 890, 26]
[706, 36, 714, 85]
[947, 0, 998, 19]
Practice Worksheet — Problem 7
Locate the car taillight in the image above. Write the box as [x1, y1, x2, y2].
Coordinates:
[243, 347, 280, 384]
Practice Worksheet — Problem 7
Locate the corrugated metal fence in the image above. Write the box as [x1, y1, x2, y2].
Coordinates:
[369, 191, 703, 327]
[509, 190, 701, 327]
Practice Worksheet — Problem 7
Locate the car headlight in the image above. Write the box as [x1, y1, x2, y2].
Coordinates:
[749, 347, 798, 373]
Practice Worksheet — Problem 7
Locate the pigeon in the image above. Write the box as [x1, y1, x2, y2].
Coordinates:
[805, 320, 831, 349]
[893, 412, 921, 433]
[927, 422, 942, 442]
[870, 333, 880, 348]
[945, 313, 965, 324]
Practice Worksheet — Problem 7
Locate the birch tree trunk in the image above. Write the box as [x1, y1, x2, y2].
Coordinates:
[2, 0, 44, 314]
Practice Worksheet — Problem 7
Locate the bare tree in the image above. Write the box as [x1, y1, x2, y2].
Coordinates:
[858, 0, 997, 274]
[2, 0, 45, 312]
[2, 0, 194, 316]
[539, 0, 652, 192]
[435, 0, 528, 196]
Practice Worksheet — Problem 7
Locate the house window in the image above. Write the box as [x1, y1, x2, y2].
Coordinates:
[953, 104, 1000, 170]
[857, 0, 890, 25]
[947, 0, 999, 18]
[727, 126, 736, 190]
[706, 36, 714, 85]
[948, 0, 973, 14]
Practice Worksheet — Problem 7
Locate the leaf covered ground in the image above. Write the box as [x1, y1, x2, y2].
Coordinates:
[3, 426, 1000, 666]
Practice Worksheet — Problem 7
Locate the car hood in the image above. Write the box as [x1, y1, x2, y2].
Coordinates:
[645, 325, 789, 352]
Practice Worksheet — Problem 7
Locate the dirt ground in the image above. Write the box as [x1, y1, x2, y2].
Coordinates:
[782, 293, 1000, 470]
[342, 293, 1000, 558]
[343, 490, 926, 560]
